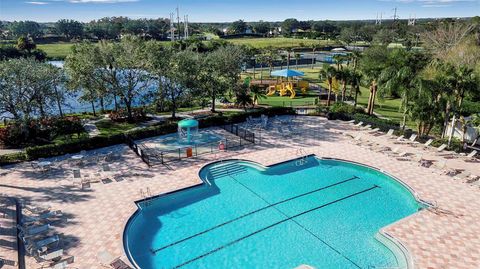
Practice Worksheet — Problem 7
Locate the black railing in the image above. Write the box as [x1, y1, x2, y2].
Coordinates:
[222, 124, 255, 144]
[124, 135, 151, 166]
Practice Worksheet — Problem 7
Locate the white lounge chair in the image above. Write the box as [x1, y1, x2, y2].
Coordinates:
[418, 139, 433, 149]
[453, 171, 471, 181]
[436, 144, 447, 152]
[462, 150, 478, 162]
[354, 121, 363, 127]
[396, 134, 417, 144]
[368, 128, 380, 134]
[385, 129, 394, 137]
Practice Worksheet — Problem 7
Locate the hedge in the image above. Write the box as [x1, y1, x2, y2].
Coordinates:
[327, 112, 400, 132]
[9, 107, 295, 163]
[0, 152, 27, 166]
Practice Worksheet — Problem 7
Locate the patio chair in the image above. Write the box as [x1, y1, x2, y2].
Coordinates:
[362, 124, 372, 130]
[466, 175, 479, 184]
[102, 163, 111, 172]
[346, 119, 355, 124]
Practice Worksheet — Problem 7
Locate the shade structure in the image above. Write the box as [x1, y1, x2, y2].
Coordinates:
[270, 69, 305, 78]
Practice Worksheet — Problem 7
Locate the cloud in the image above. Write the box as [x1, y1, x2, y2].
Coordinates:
[69, 0, 139, 3]
[25, 1, 50, 4]
[378, 0, 474, 7]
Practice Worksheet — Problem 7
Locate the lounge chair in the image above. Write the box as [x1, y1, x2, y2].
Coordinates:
[395, 134, 417, 144]
[17, 223, 50, 238]
[25, 234, 60, 254]
[436, 144, 447, 152]
[22, 210, 63, 226]
[362, 124, 372, 130]
[346, 120, 355, 124]
[354, 121, 363, 127]
[37, 248, 64, 262]
[462, 150, 478, 162]
[385, 129, 395, 137]
[395, 135, 405, 142]
[453, 171, 471, 181]
[367, 128, 380, 134]
[23, 205, 51, 215]
[417, 139, 433, 149]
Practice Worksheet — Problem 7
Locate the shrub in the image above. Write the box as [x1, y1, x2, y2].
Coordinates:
[0, 152, 27, 166]
[25, 134, 125, 160]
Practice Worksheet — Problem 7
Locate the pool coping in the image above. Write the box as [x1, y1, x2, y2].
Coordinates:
[123, 154, 429, 269]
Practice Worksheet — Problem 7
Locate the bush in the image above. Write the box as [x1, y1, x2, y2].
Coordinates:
[0, 116, 86, 147]
[25, 134, 125, 160]
[0, 152, 27, 166]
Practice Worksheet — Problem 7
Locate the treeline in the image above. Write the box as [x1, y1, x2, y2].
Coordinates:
[1, 16, 478, 44]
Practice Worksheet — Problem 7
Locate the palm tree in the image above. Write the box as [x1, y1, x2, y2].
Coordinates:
[250, 84, 266, 107]
[349, 70, 362, 108]
[295, 52, 301, 69]
[310, 44, 320, 69]
[235, 85, 253, 111]
[319, 63, 337, 106]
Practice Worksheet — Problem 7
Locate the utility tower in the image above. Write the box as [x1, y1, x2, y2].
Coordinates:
[392, 7, 399, 22]
[375, 12, 383, 25]
[184, 15, 189, 39]
[169, 12, 175, 41]
[408, 14, 416, 26]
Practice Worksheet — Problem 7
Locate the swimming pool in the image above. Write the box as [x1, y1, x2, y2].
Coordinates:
[124, 156, 423, 269]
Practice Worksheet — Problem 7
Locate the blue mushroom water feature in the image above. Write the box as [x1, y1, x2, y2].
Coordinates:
[178, 119, 199, 144]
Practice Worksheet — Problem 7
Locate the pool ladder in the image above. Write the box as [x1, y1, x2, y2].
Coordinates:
[295, 148, 308, 166]
[140, 187, 153, 207]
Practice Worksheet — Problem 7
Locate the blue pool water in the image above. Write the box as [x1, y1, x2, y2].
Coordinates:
[124, 157, 422, 269]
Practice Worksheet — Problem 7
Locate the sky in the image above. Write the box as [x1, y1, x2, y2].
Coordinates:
[0, 0, 478, 23]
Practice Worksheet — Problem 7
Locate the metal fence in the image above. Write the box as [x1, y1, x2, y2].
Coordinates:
[125, 135, 151, 166]
[127, 124, 256, 166]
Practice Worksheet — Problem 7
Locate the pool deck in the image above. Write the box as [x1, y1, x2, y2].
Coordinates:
[0, 117, 479, 269]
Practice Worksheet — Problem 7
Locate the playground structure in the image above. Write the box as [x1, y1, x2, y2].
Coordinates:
[266, 81, 309, 98]
[265, 69, 308, 99]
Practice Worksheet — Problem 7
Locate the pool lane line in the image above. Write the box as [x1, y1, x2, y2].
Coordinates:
[231, 177, 363, 268]
[150, 175, 359, 254]
[173, 185, 380, 269]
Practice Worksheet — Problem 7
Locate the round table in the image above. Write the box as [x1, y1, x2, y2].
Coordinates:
[38, 161, 52, 167]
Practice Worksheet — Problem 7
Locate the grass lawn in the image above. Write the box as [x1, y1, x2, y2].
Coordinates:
[227, 38, 338, 49]
[37, 42, 76, 59]
[95, 119, 137, 136]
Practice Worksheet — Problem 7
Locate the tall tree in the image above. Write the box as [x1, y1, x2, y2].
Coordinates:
[56, 19, 84, 39]
[359, 45, 389, 115]
[319, 64, 337, 107]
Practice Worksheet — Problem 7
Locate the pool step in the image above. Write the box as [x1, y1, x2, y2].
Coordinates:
[209, 162, 247, 179]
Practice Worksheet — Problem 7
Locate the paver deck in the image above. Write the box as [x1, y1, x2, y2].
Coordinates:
[0, 116, 479, 269]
